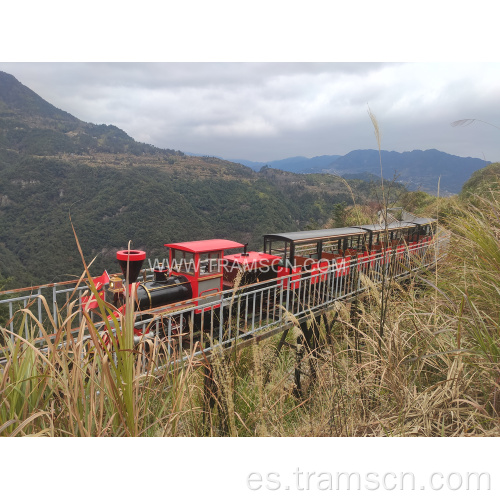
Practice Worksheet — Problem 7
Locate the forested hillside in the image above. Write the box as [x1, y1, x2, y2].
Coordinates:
[0, 71, 399, 286]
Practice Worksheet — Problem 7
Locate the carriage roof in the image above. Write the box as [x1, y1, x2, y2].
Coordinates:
[263, 227, 366, 244]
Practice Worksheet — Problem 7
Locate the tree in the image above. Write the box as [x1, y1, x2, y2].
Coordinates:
[0, 272, 13, 326]
[332, 202, 347, 228]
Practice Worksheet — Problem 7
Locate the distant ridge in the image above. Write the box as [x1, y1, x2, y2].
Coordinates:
[222, 149, 490, 194]
[326, 149, 490, 194]
[228, 155, 342, 174]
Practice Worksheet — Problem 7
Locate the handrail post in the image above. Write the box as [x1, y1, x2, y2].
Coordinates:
[52, 285, 58, 334]
[38, 287, 43, 337]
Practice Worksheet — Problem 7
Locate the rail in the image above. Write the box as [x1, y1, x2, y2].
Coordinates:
[1, 233, 449, 362]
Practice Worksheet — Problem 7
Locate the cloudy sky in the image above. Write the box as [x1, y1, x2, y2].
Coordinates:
[2, 2, 499, 163]
[2, 62, 498, 163]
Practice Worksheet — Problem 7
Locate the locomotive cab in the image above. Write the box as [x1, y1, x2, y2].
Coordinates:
[165, 239, 245, 308]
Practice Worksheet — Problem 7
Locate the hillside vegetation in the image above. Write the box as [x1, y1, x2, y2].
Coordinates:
[0, 150, 398, 286]
[460, 162, 500, 200]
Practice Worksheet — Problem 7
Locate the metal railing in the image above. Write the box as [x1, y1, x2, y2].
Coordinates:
[1, 233, 449, 360]
[0, 273, 153, 338]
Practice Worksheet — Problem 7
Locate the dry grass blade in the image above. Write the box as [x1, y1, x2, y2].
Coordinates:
[451, 119, 477, 127]
[8, 411, 51, 437]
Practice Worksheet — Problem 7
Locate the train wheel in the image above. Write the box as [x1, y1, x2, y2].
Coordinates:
[148, 317, 169, 339]
[156, 316, 189, 354]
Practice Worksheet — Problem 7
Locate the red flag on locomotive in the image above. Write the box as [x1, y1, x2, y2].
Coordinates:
[81, 270, 110, 310]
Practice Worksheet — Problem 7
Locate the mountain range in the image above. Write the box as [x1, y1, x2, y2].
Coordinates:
[228, 150, 490, 195]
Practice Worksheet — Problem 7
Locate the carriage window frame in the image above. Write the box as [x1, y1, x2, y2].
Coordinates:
[199, 251, 222, 276]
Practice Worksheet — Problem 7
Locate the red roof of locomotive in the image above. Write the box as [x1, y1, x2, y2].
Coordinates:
[165, 239, 244, 253]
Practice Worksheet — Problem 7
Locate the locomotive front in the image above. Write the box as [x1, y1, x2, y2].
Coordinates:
[110, 249, 193, 311]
